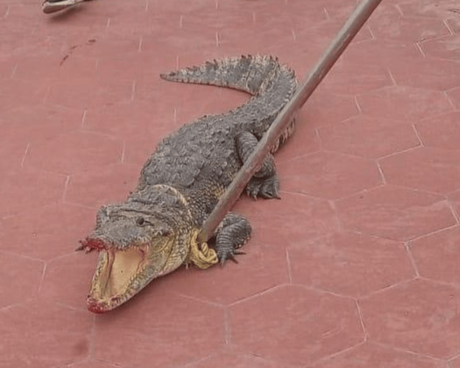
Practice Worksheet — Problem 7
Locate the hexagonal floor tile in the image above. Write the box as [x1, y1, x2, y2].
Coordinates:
[322, 0, 361, 21]
[421, 34, 460, 61]
[369, 6, 450, 43]
[229, 285, 364, 366]
[389, 57, 460, 91]
[62, 359, 119, 368]
[0, 124, 28, 171]
[275, 111, 320, 163]
[123, 131, 175, 167]
[0, 251, 43, 309]
[447, 87, 460, 110]
[47, 76, 134, 110]
[295, 19, 372, 52]
[318, 116, 421, 159]
[320, 62, 393, 95]
[13, 54, 67, 83]
[0, 168, 66, 217]
[310, 341, 446, 368]
[0, 78, 49, 113]
[357, 86, 453, 122]
[278, 151, 382, 200]
[0, 57, 15, 79]
[82, 99, 177, 140]
[451, 355, 460, 368]
[1, 203, 95, 261]
[303, 90, 359, 129]
[93, 292, 224, 368]
[359, 279, 460, 359]
[24, 131, 123, 175]
[415, 111, 460, 150]
[398, 0, 460, 19]
[237, 192, 340, 250]
[65, 163, 140, 208]
[447, 16, 460, 33]
[288, 231, 415, 298]
[153, 237, 289, 305]
[379, 147, 460, 194]
[40, 251, 99, 310]
[188, 351, 282, 368]
[0, 104, 83, 142]
[0, 300, 93, 368]
[343, 39, 423, 67]
[410, 226, 460, 284]
[336, 186, 456, 241]
[0, 104, 83, 171]
[449, 190, 460, 219]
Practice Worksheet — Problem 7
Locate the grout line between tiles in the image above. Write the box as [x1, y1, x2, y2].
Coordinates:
[20, 143, 30, 168]
[403, 241, 420, 277]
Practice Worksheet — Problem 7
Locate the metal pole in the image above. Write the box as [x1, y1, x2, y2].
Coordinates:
[198, 0, 384, 243]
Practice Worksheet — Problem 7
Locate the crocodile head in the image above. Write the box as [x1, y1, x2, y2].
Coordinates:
[80, 199, 191, 313]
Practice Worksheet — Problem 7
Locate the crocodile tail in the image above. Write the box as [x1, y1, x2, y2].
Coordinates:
[160, 54, 296, 96]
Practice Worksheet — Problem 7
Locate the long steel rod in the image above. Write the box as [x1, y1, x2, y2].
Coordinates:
[198, 0, 384, 243]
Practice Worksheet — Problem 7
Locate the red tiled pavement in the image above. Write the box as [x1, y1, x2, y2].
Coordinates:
[2, 0, 460, 367]
[309, 342, 447, 368]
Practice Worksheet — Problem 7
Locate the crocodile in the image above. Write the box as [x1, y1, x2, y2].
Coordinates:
[78, 55, 298, 313]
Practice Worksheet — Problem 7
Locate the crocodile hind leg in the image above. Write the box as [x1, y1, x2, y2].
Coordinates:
[235, 131, 280, 199]
[213, 213, 251, 265]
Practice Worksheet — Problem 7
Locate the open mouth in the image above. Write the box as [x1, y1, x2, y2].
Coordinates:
[82, 239, 151, 313]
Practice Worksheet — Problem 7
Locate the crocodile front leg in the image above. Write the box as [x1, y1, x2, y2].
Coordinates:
[235, 131, 280, 199]
[213, 213, 251, 265]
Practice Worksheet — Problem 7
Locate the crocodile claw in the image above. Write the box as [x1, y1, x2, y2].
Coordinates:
[219, 250, 245, 267]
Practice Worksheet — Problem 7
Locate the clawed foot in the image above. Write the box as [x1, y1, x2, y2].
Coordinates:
[216, 248, 246, 267]
[213, 213, 251, 266]
[246, 175, 281, 200]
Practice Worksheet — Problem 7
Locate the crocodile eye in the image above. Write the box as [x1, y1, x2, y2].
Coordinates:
[136, 217, 145, 226]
